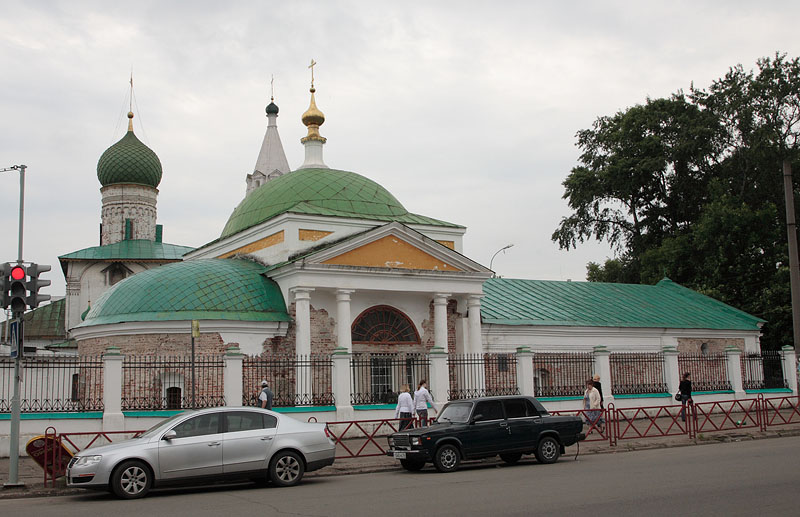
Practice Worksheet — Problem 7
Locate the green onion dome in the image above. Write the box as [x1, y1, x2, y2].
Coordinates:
[97, 112, 163, 188]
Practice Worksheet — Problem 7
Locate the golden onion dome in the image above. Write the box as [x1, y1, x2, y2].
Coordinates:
[301, 87, 325, 128]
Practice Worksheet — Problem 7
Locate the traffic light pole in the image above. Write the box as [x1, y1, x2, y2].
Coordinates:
[4, 164, 26, 488]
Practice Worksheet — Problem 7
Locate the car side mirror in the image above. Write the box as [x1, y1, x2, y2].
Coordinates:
[470, 414, 483, 424]
[163, 430, 177, 441]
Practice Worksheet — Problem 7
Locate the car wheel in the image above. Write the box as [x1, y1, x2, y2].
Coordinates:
[433, 444, 461, 473]
[269, 451, 305, 487]
[111, 460, 152, 499]
[499, 453, 522, 465]
[400, 459, 425, 471]
[536, 436, 561, 464]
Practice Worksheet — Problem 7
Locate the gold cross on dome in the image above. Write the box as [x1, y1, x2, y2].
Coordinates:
[309, 59, 317, 88]
[270, 74, 274, 101]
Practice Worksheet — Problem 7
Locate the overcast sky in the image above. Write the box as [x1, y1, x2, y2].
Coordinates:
[1, 1, 799, 297]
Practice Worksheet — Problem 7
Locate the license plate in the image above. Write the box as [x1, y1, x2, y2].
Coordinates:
[393, 452, 407, 459]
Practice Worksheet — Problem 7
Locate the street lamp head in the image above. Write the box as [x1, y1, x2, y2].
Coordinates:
[489, 244, 515, 277]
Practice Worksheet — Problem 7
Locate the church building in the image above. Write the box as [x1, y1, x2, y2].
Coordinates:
[14, 69, 766, 367]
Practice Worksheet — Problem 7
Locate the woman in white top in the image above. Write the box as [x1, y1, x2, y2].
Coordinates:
[413, 380, 437, 427]
[395, 384, 414, 430]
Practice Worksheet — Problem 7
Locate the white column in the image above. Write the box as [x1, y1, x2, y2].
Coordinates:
[516, 347, 534, 397]
[429, 347, 449, 408]
[332, 348, 355, 420]
[662, 345, 680, 396]
[336, 289, 355, 352]
[781, 345, 798, 395]
[223, 345, 243, 407]
[467, 295, 483, 354]
[466, 296, 485, 393]
[291, 287, 314, 404]
[434, 293, 451, 351]
[102, 346, 124, 431]
[292, 288, 314, 355]
[592, 345, 613, 405]
[725, 346, 745, 397]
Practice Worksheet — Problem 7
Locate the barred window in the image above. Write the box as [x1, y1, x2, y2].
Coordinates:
[351, 305, 420, 345]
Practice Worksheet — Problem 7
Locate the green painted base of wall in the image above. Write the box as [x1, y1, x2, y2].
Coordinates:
[744, 388, 793, 394]
[353, 404, 397, 410]
[123, 410, 184, 418]
[537, 396, 583, 402]
[612, 393, 670, 399]
[273, 406, 336, 413]
[0, 412, 103, 420]
[693, 390, 735, 395]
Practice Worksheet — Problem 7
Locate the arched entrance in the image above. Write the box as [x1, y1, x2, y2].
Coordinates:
[350, 305, 424, 404]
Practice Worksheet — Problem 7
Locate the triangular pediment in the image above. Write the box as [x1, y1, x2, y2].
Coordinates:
[322, 235, 462, 271]
[300, 222, 490, 274]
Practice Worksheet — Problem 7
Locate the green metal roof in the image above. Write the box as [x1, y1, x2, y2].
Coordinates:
[220, 168, 461, 239]
[97, 129, 163, 188]
[59, 240, 194, 262]
[77, 258, 290, 327]
[1, 298, 67, 340]
[481, 277, 764, 331]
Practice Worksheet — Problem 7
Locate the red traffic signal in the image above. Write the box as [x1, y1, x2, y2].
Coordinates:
[10, 265, 25, 281]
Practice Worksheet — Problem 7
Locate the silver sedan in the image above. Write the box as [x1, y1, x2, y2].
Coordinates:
[66, 407, 336, 499]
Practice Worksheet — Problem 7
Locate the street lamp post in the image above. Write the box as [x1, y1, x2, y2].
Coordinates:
[489, 244, 514, 277]
[2, 164, 26, 488]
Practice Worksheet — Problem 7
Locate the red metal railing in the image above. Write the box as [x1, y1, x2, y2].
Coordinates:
[40, 395, 800, 478]
[614, 403, 693, 444]
[43, 429, 145, 487]
[550, 405, 614, 445]
[325, 416, 434, 459]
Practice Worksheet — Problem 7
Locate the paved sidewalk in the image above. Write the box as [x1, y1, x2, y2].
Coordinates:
[2, 425, 799, 499]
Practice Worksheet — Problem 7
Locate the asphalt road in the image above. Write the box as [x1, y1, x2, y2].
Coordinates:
[2, 437, 798, 516]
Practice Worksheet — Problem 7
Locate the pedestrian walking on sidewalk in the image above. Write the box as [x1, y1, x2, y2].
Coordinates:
[258, 380, 274, 410]
[593, 374, 606, 427]
[679, 372, 693, 422]
[395, 384, 414, 430]
[583, 379, 603, 432]
[413, 380, 437, 427]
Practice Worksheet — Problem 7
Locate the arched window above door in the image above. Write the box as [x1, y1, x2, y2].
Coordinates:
[351, 305, 420, 345]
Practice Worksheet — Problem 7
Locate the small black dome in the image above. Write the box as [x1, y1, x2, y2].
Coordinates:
[266, 102, 279, 115]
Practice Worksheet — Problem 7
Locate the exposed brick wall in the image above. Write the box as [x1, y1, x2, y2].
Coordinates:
[78, 332, 228, 357]
[267, 302, 337, 356]
[677, 338, 745, 354]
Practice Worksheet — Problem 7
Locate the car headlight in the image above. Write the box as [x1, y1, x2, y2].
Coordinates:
[388, 437, 395, 447]
[74, 455, 102, 467]
[411, 437, 421, 446]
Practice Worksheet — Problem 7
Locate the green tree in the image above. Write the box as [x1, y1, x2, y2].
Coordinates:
[556, 53, 800, 351]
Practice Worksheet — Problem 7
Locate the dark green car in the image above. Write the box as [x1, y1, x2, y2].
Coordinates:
[386, 396, 584, 473]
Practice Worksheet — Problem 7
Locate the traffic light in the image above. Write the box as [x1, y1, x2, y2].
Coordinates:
[27, 263, 51, 308]
[8, 264, 27, 314]
[1, 263, 11, 309]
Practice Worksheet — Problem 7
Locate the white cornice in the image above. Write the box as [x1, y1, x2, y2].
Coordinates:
[71, 319, 289, 341]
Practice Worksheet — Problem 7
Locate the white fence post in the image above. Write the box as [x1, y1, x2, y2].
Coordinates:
[662, 345, 680, 396]
[516, 346, 534, 397]
[429, 347, 449, 410]
[781, 345, 798, 395]
[592, 345, 613, 405]
[223, 345, 243, 407]
[331, 348, 354, 420]
[102, 346, 124, 431]
[725, 346, 745, 397]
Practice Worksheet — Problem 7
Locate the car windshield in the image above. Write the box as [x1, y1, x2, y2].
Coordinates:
[137, 412, 189, 438]
[437, 403, 472, 423]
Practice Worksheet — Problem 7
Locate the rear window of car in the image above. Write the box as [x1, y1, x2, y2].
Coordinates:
[225, 411, 277, 432]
